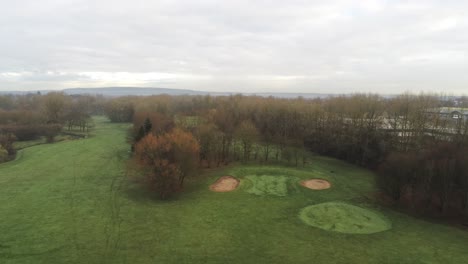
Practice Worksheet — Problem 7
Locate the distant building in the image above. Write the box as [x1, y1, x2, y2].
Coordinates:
[426, 107, 468, 121]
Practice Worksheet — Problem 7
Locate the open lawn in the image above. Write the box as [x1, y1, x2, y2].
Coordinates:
[1, 117, 468, 263]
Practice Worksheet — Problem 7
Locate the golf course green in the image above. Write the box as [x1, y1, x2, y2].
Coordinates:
[299, 202, 392, 234]
[1, 117, 468, 263]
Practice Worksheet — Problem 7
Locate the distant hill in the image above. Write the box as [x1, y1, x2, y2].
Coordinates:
[63, 87, 209, 96]
[0, 87, 332, 99]
[65, 87, 332, 98]
[248, 92, 330, 99]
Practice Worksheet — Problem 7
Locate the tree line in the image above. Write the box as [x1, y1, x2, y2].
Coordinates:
[0, 92, 105, 162]
[111, 93, 468, 219]
[3, 91, 467, 218]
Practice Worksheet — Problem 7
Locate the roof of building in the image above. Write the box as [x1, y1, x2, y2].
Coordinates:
[426, 107, 468, 115]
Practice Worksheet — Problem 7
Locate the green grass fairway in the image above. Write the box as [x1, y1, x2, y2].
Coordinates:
[243, 175, 297, 196]
[299, 202, 392, 234]
[2, 117, 468, 263]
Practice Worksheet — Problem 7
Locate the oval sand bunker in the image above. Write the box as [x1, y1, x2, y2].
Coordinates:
[210, 176, 240, 192]
[299, 202, 391, 234]
[301, 179, 331, 190]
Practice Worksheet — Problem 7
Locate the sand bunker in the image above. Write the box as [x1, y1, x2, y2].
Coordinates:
[210, 176, 240, 192]
[300, 179, 331, 190]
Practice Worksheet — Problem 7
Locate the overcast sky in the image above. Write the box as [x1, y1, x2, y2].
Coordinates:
[0, 0, 467, 94]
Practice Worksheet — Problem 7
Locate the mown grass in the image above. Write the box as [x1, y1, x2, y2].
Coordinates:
[242, 175, 298, 196]
[1, 116, 468, 263]
[299, 202, 392, 234]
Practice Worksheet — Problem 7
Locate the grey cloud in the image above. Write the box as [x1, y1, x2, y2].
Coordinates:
[0, 0, 467, 94]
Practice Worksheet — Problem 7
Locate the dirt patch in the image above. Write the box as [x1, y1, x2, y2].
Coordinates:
[300, 179, 331, 190]
[210, 176, 240, 192]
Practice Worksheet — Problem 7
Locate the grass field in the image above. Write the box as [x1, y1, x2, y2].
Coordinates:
[299, 202, 392, 234]
[1, 117, 468, 263]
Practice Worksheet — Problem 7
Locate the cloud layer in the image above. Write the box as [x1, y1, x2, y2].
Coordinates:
[0, 0, 467, 94]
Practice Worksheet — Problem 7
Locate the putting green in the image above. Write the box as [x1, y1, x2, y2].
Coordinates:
[244, 175, 299, 196]
[299, 202, 391, 234]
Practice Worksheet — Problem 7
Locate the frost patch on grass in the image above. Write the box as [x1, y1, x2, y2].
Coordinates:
[299, 202, 391, 234]
[244, 175, 298, 196]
